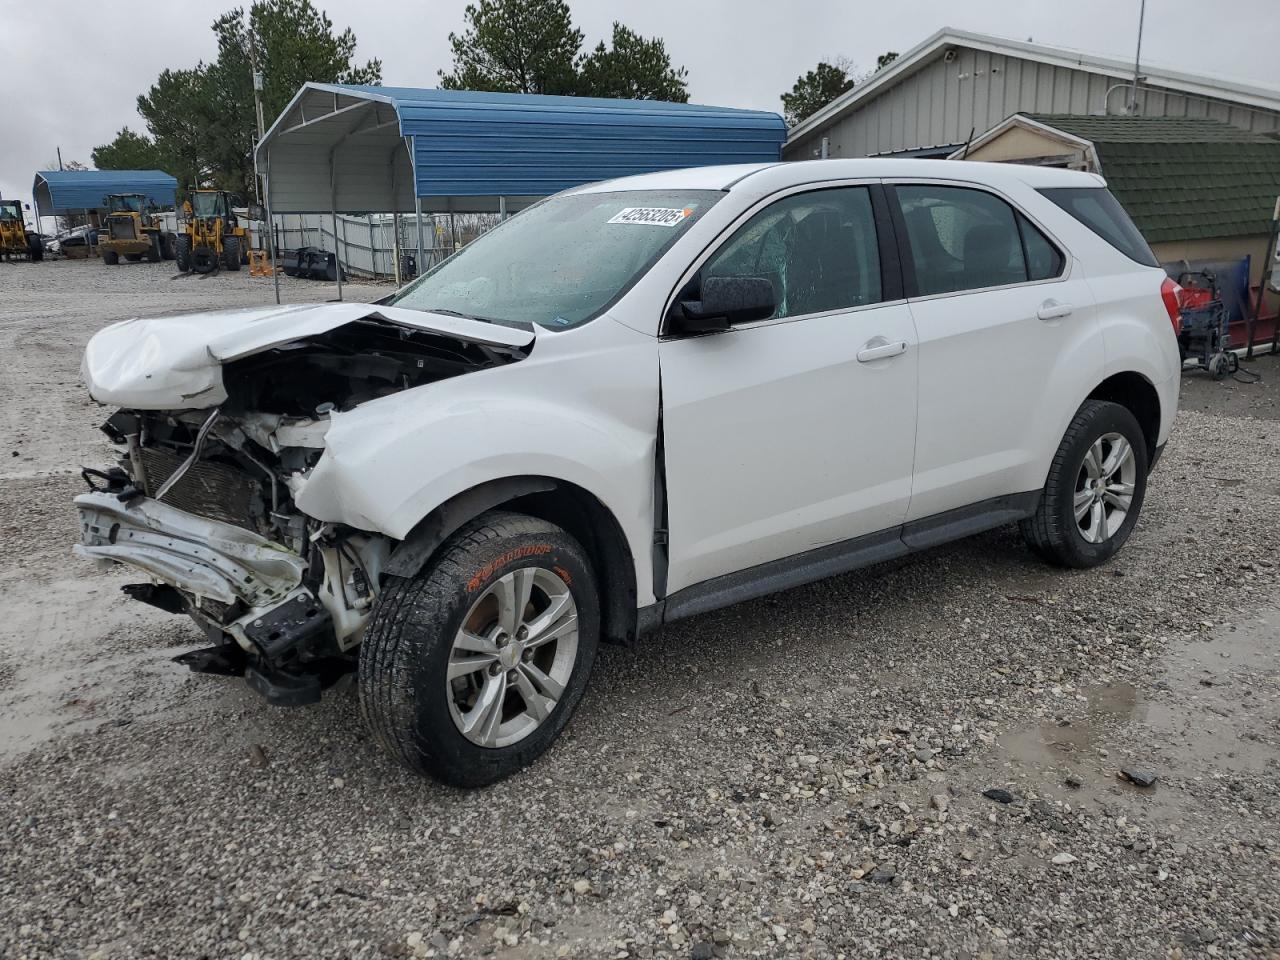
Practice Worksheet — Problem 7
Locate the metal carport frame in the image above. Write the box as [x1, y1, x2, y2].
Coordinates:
[255, 83, 788, 303]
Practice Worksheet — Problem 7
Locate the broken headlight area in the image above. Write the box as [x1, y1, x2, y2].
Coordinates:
[75, 404, 393, 706]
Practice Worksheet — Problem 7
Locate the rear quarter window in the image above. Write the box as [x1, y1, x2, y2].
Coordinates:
[1038, 187, 1158, 268]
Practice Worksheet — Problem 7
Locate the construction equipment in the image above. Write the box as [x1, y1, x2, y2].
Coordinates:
[282, 245, 344, 282]
[0, 198, 43, 262]
[175, 190, 250, 274]
[247, 249, 274, 276]
[99, 194, 174, 266]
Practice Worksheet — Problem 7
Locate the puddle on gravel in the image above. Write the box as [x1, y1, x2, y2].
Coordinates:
[0, 575, 197, 760]
[993, 609, 1280, 812]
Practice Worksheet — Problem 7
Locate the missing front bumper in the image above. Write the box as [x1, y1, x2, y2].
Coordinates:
[73, 489, 338, 661]
[73, 490, 380, 705]
[74, 491, 306, 608]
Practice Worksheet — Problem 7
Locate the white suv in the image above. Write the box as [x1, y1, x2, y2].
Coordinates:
[76, 159, 1181, 786]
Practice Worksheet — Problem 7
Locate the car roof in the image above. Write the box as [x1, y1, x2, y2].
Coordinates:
[571, 159, 1103, 195]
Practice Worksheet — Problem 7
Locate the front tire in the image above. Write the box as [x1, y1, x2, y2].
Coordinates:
[102, 249, 119, 266]
[223, 236, 241, 271]
[175, 235, 191, 272]
[360, 511, 599, 787]
[1021, 399, 1148, 568]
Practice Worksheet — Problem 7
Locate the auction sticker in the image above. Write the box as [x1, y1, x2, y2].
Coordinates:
[607, 207, 693, 227]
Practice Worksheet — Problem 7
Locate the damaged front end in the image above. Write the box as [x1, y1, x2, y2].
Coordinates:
[74, 308, 532, 704]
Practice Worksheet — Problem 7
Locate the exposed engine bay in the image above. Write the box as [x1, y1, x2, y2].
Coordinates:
[74, 317, 529, 704]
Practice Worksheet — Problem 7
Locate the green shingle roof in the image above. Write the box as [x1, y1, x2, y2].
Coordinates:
[1022, 114, 1280, 243]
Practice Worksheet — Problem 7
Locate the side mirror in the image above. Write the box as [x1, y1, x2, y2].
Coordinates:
[668, 275, 776, 336]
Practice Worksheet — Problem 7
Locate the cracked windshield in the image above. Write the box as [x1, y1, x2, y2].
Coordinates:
[389, 190, 722, 329]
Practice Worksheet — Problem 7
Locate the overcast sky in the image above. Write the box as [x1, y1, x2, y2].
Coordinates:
[3, 0, 1277, 218]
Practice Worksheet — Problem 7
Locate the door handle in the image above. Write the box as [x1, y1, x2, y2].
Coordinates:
[856, 339, 908, 363]
[1037, 299, 1074, 321]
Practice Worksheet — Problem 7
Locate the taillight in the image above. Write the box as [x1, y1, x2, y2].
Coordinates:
[1160, 277, 1182, 337]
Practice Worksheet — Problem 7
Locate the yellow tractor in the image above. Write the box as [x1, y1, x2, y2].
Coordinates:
[175, 189, 250, 273]
[0, 198, 43, 262]
[99, 194, 173, 266]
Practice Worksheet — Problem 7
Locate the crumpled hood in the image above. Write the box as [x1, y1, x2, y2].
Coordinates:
[82, 300, 535, 409]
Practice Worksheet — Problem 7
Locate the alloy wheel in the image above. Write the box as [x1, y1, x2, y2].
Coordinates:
[446, 567, 579, 748]
[1074, 432, 1137, 544]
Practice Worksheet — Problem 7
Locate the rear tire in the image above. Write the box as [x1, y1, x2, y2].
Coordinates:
[146, 235, 161, 263]
[359, 511, 599, 787]
[223, 236, 241, 271]
[175, 235, 191, 272]
[102, 250, 120, 266]
[1021, 399, 1149, 568]
[27, 235, 43, 262]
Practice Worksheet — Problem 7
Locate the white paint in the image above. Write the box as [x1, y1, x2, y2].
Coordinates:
[659, 301, 919, 592]
[82, 301, 533, 409]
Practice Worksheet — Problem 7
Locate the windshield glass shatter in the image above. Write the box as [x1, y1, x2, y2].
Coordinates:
[389, 189, 722, 329]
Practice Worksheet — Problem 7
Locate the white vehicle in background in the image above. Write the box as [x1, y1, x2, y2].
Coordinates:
[75, 159, 1181, 786]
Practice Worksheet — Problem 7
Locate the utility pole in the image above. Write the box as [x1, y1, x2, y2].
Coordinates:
[249, 36, 267, 204]
[56, 146, 64, 171]
[1128, 0, 1147, 115]
[249, 30, 271, 268]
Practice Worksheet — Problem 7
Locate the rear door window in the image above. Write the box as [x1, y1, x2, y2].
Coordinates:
[1037, 187, 1158, 267]
[1019, 213, 1065, 280]
[893, 185, 1039, 296]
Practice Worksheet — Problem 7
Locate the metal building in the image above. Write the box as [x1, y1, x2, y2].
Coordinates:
[32, 169, 178, 222]
[254, 82, 786, 300]
[256, 83, 787, 216]
[785, 27, 1280, 161]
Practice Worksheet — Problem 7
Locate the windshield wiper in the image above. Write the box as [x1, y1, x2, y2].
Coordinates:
[416, 307, 485, 321]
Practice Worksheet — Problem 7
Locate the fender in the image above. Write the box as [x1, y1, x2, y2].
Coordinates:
[1085, 267, 1182, 449]
[385, 476, 557, 578]
[292, 315, 663, 605]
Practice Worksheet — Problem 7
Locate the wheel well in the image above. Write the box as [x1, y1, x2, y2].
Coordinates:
[1087, 372, 1160, 461]
[506, 484, 638, 646]
[387, 478, 639, 646]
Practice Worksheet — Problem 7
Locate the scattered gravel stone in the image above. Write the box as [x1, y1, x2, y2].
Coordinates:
[983, 787, 1017, 804]
[1121, 767, 1158, 788]
[868, 863, 898, 884]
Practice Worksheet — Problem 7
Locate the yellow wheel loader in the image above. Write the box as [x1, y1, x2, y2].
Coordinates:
[175, 190, 250, 274]
[0, 199, 43, 262]
[99, 194, 174, 266]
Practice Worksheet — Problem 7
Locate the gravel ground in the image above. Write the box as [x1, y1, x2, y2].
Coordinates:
[2, 258, 1280, 960]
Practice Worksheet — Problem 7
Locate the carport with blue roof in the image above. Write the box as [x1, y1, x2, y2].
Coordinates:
[32, 169, 178, 243]
[255, 83, 787, 301]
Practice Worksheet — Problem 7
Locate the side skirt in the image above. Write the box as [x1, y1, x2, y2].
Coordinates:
[651, 491, 1040, 630]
